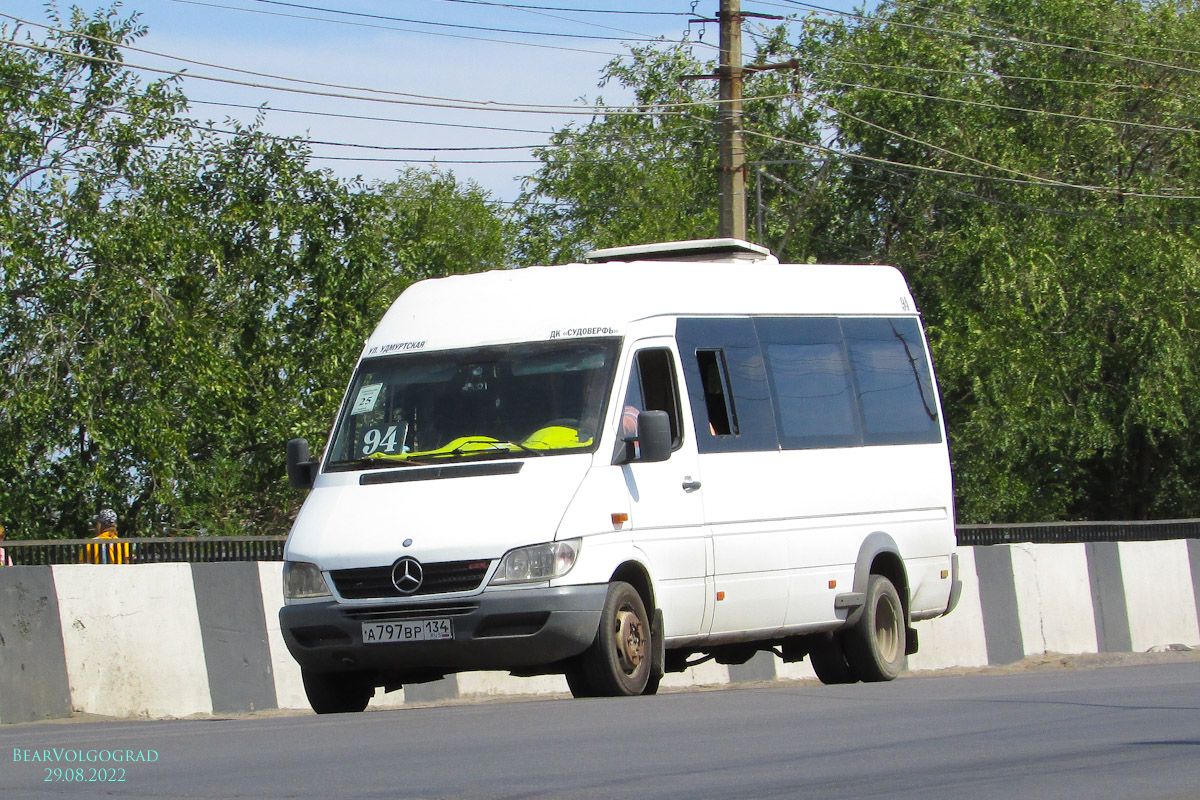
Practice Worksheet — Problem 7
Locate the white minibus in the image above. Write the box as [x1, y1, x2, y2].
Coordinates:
[281, 238, 961, 712]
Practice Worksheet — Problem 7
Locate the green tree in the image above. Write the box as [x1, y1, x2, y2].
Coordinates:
[0, 5, 193, 537]
[0, 8, 513, 538]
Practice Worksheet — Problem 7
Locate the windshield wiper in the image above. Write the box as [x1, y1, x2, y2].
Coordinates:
[339, 454, 436, 469]
[497, 440, 546, 456]
[433, 438, 545, 459]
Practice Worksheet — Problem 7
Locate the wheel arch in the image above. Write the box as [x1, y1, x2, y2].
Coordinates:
[849, 532, 910, 625]
[610, 559, 656, 613]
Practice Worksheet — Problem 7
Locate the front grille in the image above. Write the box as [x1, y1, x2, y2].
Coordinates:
[330, 560, 491, 600]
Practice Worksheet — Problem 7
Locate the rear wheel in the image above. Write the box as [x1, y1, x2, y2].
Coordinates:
[842, 574, 905, 682]
[564, 665, 598, 698]
[808, 632, 858, 685]
[571, 581, 652, 697]
[302, 669, 375, 714]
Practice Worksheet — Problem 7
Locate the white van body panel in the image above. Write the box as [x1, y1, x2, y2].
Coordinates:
[362, 261, 914, 356]
[286, 457, 591, 577]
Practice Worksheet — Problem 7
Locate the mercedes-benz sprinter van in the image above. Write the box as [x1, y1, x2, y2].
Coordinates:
[280, 239, 960, 712]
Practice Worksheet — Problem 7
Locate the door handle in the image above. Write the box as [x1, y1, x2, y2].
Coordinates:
[682, 478, 701, 492]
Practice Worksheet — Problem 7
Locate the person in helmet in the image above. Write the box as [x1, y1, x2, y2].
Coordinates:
[82, 509, 129, 564]
[95, 508, 118, 535]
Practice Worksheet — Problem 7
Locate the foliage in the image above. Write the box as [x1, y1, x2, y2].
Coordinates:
[0, 8, 512, 538]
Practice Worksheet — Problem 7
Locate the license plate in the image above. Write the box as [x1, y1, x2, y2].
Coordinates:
[362, 618, 453, 644]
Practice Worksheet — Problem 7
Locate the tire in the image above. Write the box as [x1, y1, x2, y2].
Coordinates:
[575, 581, 652, 697]
[842, 574, 906, 682]
[302, 669, 375, 714]
[565, 662, 658, 698]
[808, 632, 859, 685]
[564, 664, 598, 698]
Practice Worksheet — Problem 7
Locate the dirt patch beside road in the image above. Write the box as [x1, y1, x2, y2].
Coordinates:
[912, 646, 1200, 678]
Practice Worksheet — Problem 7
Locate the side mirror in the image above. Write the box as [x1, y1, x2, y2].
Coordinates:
[286, 438, 318, 490]
[635, 410, 672, 463]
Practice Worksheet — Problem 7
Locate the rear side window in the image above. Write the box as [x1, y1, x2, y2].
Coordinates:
[842, 318, 941, 445]
[756, 317, 860, 449]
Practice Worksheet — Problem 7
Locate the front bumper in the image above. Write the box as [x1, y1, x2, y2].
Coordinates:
[279, 584, 608, 677]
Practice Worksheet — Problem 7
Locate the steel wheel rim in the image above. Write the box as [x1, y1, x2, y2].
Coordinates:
[875, 593, 900, 663]
[614, 605, 645, 674]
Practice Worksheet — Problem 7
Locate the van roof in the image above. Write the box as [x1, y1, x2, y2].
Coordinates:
[363, 251, 918, 357]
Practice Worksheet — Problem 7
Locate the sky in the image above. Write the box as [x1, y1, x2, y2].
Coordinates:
[2, 0, 873, 203]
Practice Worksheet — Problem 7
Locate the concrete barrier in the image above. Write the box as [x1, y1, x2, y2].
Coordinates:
[2, 541, 1198, 723]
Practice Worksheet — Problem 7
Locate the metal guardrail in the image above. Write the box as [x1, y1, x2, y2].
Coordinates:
[956, 519, 1200, 546]
[2, 536, 286, 565]
[1, 521, 1198, 564]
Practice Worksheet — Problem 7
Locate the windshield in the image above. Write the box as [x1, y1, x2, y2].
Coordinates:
[326, 338, 620, 469]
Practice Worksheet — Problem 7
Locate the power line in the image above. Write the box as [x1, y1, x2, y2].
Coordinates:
[744, 126, 1200, 200]
[818, 57, 1200, 110]
[20, 163, 581, 211]
[744, 0, 1200, 104]
[420, 0, 682, 39]
[426, 0, 692, 16]
[0, 63, 718, 165]
[772, 0, 1200, 80]
[233, 0, 664, 42]
[188, 98, 555, 135]
[849, 163, 1200, 226]
[809, 75, 1200, 136]
[0, 80, 714, 169]
[891, 0, 1200, 62]
[170, 0, 719, 50]
[3, 15, 735, 115]
[162, 0, 627, 56]
[0, 36, 683, 116]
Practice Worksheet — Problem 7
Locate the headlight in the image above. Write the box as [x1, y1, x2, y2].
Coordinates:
[490, 539, 580, 585]
[283, 560, 332, 599]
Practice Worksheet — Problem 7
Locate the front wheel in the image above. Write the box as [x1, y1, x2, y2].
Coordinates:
[572, 581, 652, 697]
[302, 669, 375, 714]
[842, 574, 906, 682]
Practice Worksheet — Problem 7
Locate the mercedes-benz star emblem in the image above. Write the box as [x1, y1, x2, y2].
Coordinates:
[391, 556, 424, 595]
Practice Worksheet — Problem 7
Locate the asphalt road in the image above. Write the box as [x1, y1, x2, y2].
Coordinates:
[2, 659, 1199, 800]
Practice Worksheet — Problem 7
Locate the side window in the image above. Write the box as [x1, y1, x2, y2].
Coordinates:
[623, 348, 683, 446]
[676, 318, 777, 454]
[755, 317, 862, 449]
[842, 318, 941, 445]
[697, 350, 738, 436]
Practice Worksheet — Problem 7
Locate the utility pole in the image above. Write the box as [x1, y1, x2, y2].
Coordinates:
[684, 2, 786, 243]
[717, 0, 746, 240]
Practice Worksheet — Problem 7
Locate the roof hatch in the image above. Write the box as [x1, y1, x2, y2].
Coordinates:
[585, 238, 776, 264]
